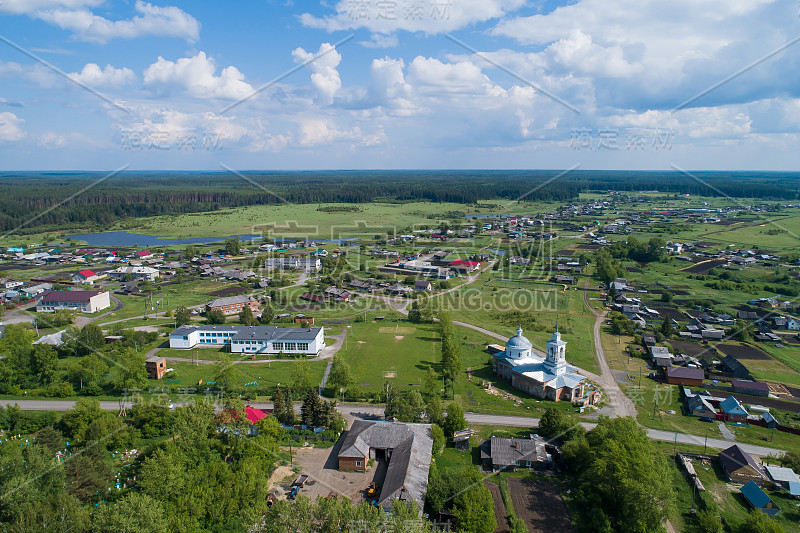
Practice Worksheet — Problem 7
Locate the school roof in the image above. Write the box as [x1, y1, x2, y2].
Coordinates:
[170, 325, 322, 342]
[741, 480, 773, 509]
[37, 290, 102, 303]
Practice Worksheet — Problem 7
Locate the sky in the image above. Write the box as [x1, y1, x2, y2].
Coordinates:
[0, 0, 799, 171]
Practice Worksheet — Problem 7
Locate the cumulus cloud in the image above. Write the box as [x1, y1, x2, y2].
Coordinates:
[143, 51, 254, 100]
[359, 33, 399, 49]
[0, 0, 102, 15]
[0, 60, 58, 88]
[292, 43, 342, 105]
[36, 1, 199, 43]
[68, 63, 135, 87]
[300, 0, 526, 34]
[489, 0, 799, 110]
[0, 112, 26, 141]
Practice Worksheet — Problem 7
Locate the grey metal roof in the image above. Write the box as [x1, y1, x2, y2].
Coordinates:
[338, 420, 433, 512]
[482, 436, 548, 467]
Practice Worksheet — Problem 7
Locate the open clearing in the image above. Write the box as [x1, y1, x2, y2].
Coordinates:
[508, 478, 575, 533]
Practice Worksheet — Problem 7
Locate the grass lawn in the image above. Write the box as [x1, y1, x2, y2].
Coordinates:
[164, 359, 327, 392]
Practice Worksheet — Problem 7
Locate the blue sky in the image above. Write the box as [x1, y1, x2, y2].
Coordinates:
[0, 0, 799, 170]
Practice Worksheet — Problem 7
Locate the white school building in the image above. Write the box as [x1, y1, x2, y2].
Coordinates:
[168, 325, 325, 356]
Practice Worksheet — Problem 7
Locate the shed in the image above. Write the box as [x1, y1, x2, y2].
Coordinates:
[765, 466, 800, 491]
[665, 366, 704, 386]
[732, 380, 769, 397]
[741, 480, 779, 515]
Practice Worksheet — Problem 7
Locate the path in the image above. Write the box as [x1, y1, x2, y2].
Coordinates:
[582, 275, 637, 418]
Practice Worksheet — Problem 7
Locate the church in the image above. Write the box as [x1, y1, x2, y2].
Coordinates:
[492, 321, 591, 403]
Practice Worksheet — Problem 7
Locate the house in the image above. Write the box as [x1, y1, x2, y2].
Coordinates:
[414, 280, 433, 292]
[300, 293, 325, 304]
[773, 316, 800, 331]
[145, 357, 167, 380]
[701, 329, 725, 340]
[206, 295, 259, 316]
[294, 314, 314, 325]
[719, 445, 766, 484]
[385, 283, 411, 296]
[244, 405, 270, 435]
[169, 325, 325, 356]
[0, 278, 23, 290]
[738, 311, 759, 320]
[20, 283, 53, 298]
[448, 260, 481, 274]
[36, 290, 111, 313]
[479, 435, 552, 472]
[685, 392, 717, 418]
[720, 396, 749, 422]
[72, 269, 101, 285]
[765, 466, 800, 491]
[731, 380, 770, 397]
[722, 355, 751, 379]
[337, 420, 433, 512]
[133, 250, 153, 260]
[551, 275, 577, 284]
[108, 266, 161, 282]
[324, 287, 356, 302]
[740, 481, 779, 515]
[665, 366, 704, 386]
[643, 335, 656, 346]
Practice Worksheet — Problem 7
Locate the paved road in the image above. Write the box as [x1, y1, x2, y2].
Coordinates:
[1, 400, 785, 456]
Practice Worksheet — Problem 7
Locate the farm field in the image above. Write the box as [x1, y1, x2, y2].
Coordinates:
[103, 201, 562, 241]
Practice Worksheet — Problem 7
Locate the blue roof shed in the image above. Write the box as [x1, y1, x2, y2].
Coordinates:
[741, 480, 780, 515]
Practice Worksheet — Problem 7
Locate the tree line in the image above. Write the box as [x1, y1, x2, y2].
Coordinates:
[3, 170, 798, 232]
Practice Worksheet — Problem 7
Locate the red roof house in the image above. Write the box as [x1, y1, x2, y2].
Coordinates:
[449, 260, 481, 273]
[245, 405, 269, 425]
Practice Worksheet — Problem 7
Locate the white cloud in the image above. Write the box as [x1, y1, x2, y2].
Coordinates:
[0, 61, 58, 88]
[0, 112, 26, 141]
[68, 63, 135, 87]
[36, 1, 199, 43]
[143, 51, 254, 100]
[0, 0, 102, 16]
[38, 132, 67, 149]
[118, 106, 252, 149]
[359, 33, 399, 49]
[292, 43, 342, 105]
[300, 0, 526, 34]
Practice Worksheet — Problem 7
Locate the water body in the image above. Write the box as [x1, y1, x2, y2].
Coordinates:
[68, 231, 356, 247]
[486, 248, 507, 257]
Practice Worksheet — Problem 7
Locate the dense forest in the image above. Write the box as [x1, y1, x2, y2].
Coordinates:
[2, 170, 799, 232]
